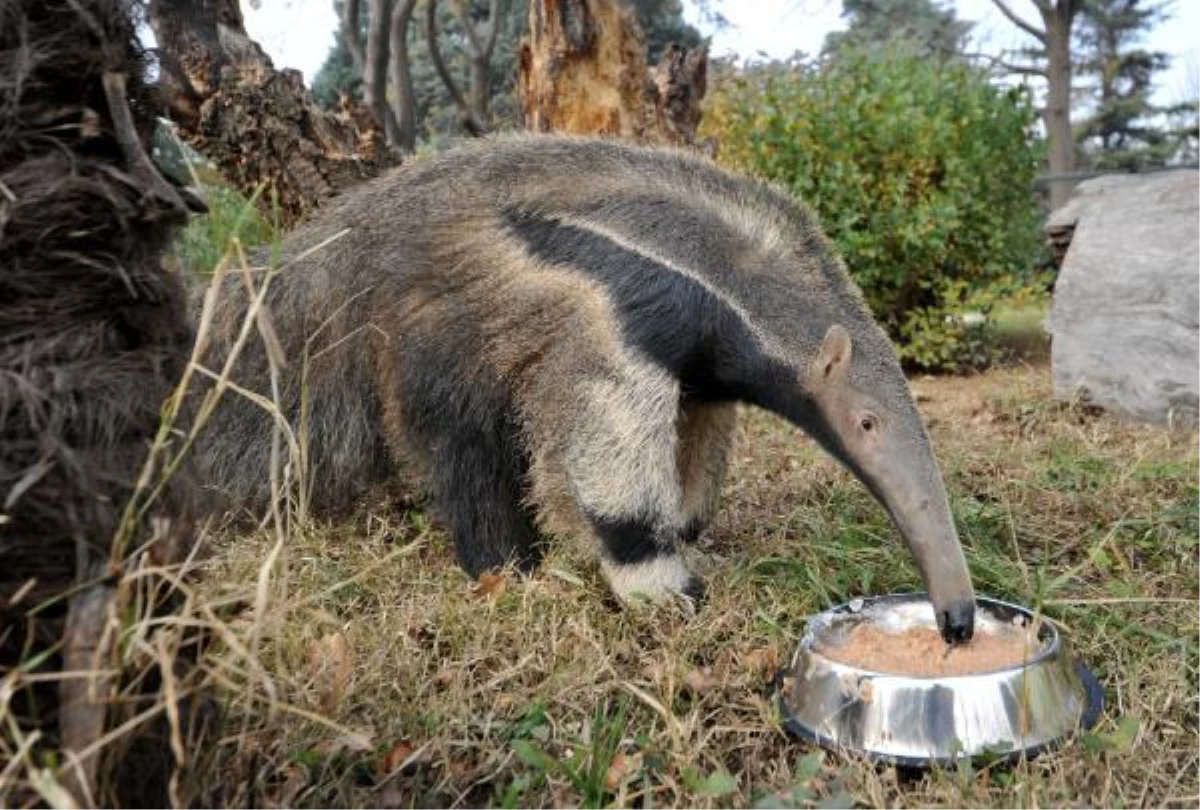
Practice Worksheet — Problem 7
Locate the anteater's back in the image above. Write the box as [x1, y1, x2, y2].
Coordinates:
[193, 135, 857, 516]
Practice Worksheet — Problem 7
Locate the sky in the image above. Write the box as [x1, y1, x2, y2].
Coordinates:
[242, 0, 1200, 106]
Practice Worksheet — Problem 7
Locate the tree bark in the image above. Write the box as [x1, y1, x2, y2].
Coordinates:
[390, 0, 420, 152]
[149, 0, 397, 227]
[990, 0, 1081, 211]
[3, 1, 205, 803]
[649, 42, 708, 147]
[518, 0, 708, 145]
[1042, 2, 1078, 211]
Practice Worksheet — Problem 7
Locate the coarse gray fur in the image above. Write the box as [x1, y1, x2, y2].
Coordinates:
[194, 134, 976, 641]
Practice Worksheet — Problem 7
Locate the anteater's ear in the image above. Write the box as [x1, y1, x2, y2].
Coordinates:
[812, 324, 853, 383]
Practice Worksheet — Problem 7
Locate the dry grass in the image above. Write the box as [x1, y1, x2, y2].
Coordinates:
[184, 362, 1197, 809]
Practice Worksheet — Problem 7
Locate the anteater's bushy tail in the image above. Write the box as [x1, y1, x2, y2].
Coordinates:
[191, 225, 396, 518]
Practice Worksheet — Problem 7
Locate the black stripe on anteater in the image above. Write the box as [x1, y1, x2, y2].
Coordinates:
[500, 208, 795, 406]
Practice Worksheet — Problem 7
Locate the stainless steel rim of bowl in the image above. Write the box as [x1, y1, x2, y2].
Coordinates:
[814, 593, 1059, 678]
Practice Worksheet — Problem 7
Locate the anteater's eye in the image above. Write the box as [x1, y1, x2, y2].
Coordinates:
[860, 415, 877, 432]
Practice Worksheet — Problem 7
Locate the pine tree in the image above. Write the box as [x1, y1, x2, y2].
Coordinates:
[1073, 0, 1181, 169]
[823, 0, 972, 60]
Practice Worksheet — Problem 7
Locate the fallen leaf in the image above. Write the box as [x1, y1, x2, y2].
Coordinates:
[474, 573, 507, 598]
[307, 632, 353, 712]
[377, 740, 417, 777]
[744, 646, 781, 679]
[605, 751, 642, 792]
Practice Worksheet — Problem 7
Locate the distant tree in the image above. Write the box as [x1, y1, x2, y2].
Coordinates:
[313, 0, 705, 143]
[823, 0, 972, 60]
[1073, 0, 1181, 169]
[1166, 60, 1200, 163]
[312, 31, 360, 108]
[424, 0, 509, 135]
[327, 0, 419, 151]
[629, 0, 705, 63]
[989, 0, 1084, 211]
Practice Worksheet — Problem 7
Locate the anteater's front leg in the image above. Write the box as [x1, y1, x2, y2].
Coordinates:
[563, 361, 704, 604]
[387, 354, 543, 577]
[424, 425, 544, 577]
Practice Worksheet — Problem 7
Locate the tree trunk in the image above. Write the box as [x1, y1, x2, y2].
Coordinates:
[990, 0, 1081, 211]
[390, 0, 419, 152]
[470, 53, 492, 125]
[149, 0, 397, 227]
[341, 0, 367, 73]
[649, 42, 708, 147]
[1043, 4, 1076, 210]
[425, 0, 495, 136]
[366, 0, 401, 144]
[518, 0, 708, 144]
[519, 0, 651, 138]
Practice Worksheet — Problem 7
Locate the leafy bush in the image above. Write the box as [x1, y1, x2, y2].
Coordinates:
[170, 184, 279, 278]
[703, 48, 1045, 370]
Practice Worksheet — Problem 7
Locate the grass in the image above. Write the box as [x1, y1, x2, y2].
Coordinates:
[168, 184, 280, 280]
[991, 301, 1051, 365]
[183, 361, 1197, 808]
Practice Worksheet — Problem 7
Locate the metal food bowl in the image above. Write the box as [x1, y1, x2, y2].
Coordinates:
[777, 594, 1103, 767]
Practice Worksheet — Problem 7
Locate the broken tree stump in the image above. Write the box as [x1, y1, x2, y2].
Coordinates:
[148, 0, 397, 228]
[518, 0, 708, 145]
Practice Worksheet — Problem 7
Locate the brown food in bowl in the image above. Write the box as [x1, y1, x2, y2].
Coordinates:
[818, 622, 1040, 677]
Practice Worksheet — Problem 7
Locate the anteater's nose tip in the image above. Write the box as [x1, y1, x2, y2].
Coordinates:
[939, 601, 976, 645]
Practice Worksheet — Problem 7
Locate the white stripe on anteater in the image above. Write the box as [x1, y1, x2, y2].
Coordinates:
[555, 213, 795, 366]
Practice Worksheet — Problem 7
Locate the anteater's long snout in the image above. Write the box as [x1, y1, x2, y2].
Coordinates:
[907, 511, 976, 644]
[880, 474, 977, 645]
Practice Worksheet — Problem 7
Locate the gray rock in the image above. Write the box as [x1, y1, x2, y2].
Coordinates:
[1046, 170, 1199, 429]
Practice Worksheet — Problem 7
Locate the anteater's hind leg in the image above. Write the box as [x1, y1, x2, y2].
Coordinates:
[562, 360, 704, 604]
[676, 400, 737, 544]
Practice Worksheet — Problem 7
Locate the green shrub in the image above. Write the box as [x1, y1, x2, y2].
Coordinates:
[703, 49, 1044, 371]
[170, 184, 279, 278]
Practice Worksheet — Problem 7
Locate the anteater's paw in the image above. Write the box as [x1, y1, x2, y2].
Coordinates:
[602, 553, 704, 612]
